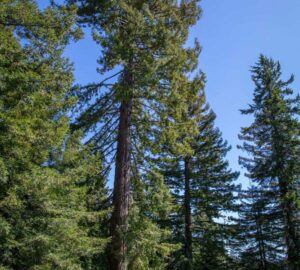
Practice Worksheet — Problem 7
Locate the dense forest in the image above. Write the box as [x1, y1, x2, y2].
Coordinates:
[0, 1, 299, 269]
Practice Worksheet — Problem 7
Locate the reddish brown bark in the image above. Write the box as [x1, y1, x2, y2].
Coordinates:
[110, 69, 133, 270]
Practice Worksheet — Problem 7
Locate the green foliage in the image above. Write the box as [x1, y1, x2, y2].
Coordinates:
[67, 0, 203, 268]
[1, 1, 297, 270]
[233, 187, 284, 270]
[237, 55, 300, 269]
[190, 106, 240, 269]
[161, 86, 240, 269]
[0, 1, 109, 269]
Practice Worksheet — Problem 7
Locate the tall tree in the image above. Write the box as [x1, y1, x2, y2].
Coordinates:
[0, 1, 109, 269]
[162, 96, 239, 269]
[68, 1, 202, 269]
[191, 106, 240, 270]
[239, 55, 300, 270]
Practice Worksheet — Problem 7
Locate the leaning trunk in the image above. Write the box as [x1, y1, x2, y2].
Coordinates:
[110, 70, 133, 270]
[184, 157, 193, 269]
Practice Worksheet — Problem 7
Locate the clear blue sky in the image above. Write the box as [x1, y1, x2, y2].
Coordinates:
[39, 0, 300, 187]
[192, 0, 300, 187]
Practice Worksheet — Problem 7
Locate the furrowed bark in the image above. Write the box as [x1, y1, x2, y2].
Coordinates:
[110, 70, 133, 270]
[184, 157, 193, 269]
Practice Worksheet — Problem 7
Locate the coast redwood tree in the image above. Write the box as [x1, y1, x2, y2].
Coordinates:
[68, 1, 202, 269]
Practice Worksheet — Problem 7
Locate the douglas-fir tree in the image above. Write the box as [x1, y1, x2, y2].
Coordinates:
[239, 55, 300, 270]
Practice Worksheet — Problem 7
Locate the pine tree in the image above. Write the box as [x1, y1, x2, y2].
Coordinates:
[238, 55, 300, 270]
[0, 1, 109, 268]
[67, 1, 202, 269]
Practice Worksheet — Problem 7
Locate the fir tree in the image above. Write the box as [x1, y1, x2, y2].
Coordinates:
[162, 94, 239, 269]
[191, 106, 240, 270]
[233, 187, 285, 270]
[238, 55, 300, 270]
[67, 1, 202, 269]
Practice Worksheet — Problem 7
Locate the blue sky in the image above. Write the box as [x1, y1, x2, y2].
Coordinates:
[39, 0, 300, 187]
[192, 0, 300, 187]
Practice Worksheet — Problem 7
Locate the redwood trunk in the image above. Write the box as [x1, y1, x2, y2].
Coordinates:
[184, 157, 193, 269]
[110, 91, 132, 270]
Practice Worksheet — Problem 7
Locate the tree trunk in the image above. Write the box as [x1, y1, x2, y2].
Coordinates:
[279, 181, 300, 270]
[184, 157, 193, 269]
[272, 122, 300, 270]
[110, 70, 133, 270]
[255, 216, 268, 270]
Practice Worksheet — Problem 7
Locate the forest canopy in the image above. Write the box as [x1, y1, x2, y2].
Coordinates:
[0, 1, 299, 270]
